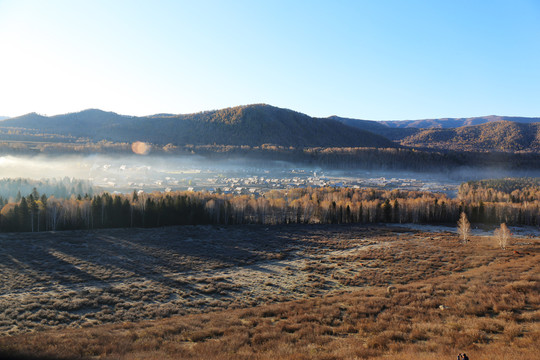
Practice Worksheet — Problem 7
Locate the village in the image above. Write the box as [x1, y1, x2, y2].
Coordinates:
[89, 161, 460, 197]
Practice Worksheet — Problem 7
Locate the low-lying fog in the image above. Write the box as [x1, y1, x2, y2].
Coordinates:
[1, 154, 538, 198]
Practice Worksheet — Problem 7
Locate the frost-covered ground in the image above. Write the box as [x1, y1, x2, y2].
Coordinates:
[1, 223, 537, 337]
[385, 223, 539, 237]
[0, 225, 390, 334]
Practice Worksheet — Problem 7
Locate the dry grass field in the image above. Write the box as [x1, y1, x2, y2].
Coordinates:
[0, 224, 538, 359]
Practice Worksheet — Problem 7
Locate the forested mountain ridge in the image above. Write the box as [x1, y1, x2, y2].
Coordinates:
[0, 109, 135, 139]
[331, 114, 540, 140]
[380, 115, 540, 129]
[400, 121, 540, 152]
[2, 105, 539, 152]
[0, 105, 395, 148]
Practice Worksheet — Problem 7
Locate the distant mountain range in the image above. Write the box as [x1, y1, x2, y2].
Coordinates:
[0, 116, 9, 121]
[330, 115, 540, 141]
[0, 105, 394, 148]
[331, 114, 540, 152]
[1, 104, 539, 152]
[380, 115, 540, 128]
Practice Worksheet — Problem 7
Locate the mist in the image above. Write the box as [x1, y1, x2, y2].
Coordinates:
[0, 154, 538, 198]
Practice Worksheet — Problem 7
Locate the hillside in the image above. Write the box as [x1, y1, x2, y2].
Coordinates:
[381, 115, 540, 129]
[400, 121, 540, 152]
[2, 106, 539, 153]
[0, 105, 395, 148]
[149, 105, 395, 147]
[329, 116, 420, 140]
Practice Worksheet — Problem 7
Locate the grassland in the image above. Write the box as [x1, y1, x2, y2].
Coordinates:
[0, 224, 538, 359]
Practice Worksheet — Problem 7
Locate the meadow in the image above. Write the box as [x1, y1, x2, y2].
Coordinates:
[0, 224, 538, 359]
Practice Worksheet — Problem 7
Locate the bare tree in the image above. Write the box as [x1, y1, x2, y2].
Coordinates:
[47, 197, 62, 231]
[457, 212, 471, 244]
[494, 223, 511, 249]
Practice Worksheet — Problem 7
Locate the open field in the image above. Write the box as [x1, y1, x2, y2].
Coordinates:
[0, 224, 538, 359]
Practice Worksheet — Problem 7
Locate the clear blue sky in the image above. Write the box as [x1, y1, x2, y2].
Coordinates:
[0, 0, 539, 120]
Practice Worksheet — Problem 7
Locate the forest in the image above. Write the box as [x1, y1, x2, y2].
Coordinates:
[0, 179, 538, 233]
[0, 178, 94, 202]
[458, 177, 540, 202]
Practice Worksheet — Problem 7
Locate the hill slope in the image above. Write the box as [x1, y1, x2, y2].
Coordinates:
[400, 121, 540, 152]
[0, 105, 395, 148]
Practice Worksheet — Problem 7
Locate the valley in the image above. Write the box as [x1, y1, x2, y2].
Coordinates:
[2, 2, 539, 359]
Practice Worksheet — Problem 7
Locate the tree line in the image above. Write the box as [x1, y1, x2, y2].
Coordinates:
[0, 178, 94, 203]
[0, 185, 538, 233]
[458, 178, 540, 203]
[1, 141, 539, 173]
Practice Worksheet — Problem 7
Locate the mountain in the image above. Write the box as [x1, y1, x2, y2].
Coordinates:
[330, 115, 540, 142]
[400, 121, 540, 152]
[0, 105, 395, 148]
[0, 110, 133, 135]
[380, 115, 540, 129]
[0, 116, 9, 121]
[329, 116, 420, 140]
[3, 106, 539, 152]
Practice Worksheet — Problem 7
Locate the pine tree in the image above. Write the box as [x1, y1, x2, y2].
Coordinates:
[18, 197, 30, 232]
[383, 199, 392, 222]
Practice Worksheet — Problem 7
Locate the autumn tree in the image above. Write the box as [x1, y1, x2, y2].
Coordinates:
[494, 223, 511, 250]
[457, 212, 471, 244]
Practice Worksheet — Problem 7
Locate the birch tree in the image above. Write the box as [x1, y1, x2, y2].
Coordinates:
[457, 212, 471, 244]
[494, 223, 511, 249]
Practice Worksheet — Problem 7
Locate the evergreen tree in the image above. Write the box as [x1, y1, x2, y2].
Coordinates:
[383, 199, 392, 222]
[18, 197, 30, 232]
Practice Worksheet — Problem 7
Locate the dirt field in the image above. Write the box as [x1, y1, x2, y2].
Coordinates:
[0, 224, 538, 359]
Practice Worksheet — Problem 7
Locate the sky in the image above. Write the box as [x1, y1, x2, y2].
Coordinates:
[0, 0, 539, 120]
